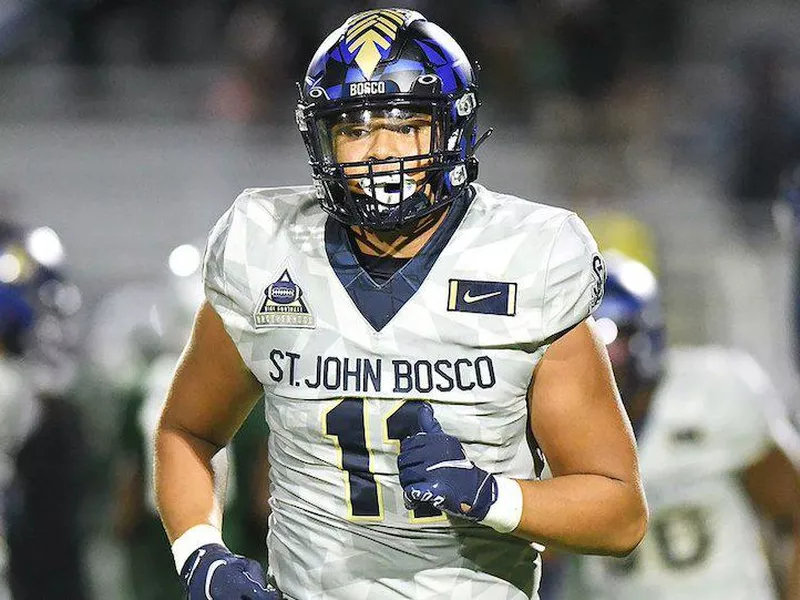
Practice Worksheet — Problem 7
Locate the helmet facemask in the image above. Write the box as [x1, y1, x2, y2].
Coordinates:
[299, 92, 479, 231]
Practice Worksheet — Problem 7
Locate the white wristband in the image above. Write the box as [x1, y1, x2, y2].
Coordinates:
[481, 476, 523, 534]
[171, 524, 226, 573]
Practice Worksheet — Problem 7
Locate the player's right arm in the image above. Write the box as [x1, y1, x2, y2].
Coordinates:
[154, 301, 276, 599]
[155, 301, 262, 543]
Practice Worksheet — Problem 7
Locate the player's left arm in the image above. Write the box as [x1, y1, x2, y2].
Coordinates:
[398, 319, 647, 556]
[520, 318, 648, 556]
[741, 436, 800, 599]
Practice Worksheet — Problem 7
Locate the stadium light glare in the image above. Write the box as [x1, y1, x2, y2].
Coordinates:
[169, 244, 201, 278]
[27, 227, 64, 267]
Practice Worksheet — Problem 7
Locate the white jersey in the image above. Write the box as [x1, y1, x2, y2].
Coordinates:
[571, 347, 783, 600]
[203, 183, 604, 600]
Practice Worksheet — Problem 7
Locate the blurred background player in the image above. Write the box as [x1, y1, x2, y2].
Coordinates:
[0, 224, 41, 600]
[111, 241, 270, 600]
[558, 253, 800, 600]
[0, 219, 89, 600]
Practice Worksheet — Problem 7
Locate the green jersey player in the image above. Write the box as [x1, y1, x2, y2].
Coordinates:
[155, 8, 648, 600]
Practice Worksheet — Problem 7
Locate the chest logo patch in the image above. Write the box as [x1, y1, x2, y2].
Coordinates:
[447, 279, 517, 316]
[254, 268, 315, 329]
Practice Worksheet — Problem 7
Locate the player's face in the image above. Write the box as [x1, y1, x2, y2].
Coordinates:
[331, 109, 432, 165]
[326, 108, 434, 196]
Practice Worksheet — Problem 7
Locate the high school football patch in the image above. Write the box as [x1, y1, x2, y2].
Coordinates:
[254, 267, 315, 329]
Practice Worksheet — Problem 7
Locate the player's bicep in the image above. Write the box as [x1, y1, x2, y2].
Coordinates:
[159, 300, 263, 448]
[530, 319, 640, 484]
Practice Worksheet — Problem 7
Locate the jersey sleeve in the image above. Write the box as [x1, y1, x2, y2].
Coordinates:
[202, 191, 266, 346]
[203, 204, 237, 317]
[540, 214, 605, 341]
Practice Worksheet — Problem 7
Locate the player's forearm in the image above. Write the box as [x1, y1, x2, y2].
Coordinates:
[154, 424, 224, 544]
[513, 474, 648, 557]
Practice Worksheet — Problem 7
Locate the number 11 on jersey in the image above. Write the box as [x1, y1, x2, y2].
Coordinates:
[323, 398, 444, 523]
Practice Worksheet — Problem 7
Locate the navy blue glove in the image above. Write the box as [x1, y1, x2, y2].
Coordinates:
[397, 403, 497, 521]
[180, 543, 278, 600]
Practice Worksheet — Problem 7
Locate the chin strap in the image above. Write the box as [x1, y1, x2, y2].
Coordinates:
[473, 127, 494, 152]
[466, 127, 494, 183]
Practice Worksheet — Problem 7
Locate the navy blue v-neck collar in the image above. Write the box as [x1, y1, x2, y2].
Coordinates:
[325, 190, 473, 332]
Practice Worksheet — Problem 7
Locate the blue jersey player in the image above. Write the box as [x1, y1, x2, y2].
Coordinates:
[155, 9, 648, 600]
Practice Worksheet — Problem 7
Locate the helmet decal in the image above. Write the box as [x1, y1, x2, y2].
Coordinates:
[344, 9, 410, 78]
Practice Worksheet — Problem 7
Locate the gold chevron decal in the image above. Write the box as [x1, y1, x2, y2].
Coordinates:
[345, 9, 406, 78]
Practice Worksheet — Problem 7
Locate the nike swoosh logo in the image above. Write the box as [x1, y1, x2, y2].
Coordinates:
[205, 559, 227, 599]
[463, 290, 502, 304]
[427, 459, 474, 471]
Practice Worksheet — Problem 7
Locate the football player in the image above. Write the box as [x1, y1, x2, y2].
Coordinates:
[0, 220, 86, 600]
[155, 9, 647, 600]
[562, 253, 800, 600]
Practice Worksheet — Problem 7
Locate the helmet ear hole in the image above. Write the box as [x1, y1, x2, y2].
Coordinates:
[466, 158, 479, 183]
